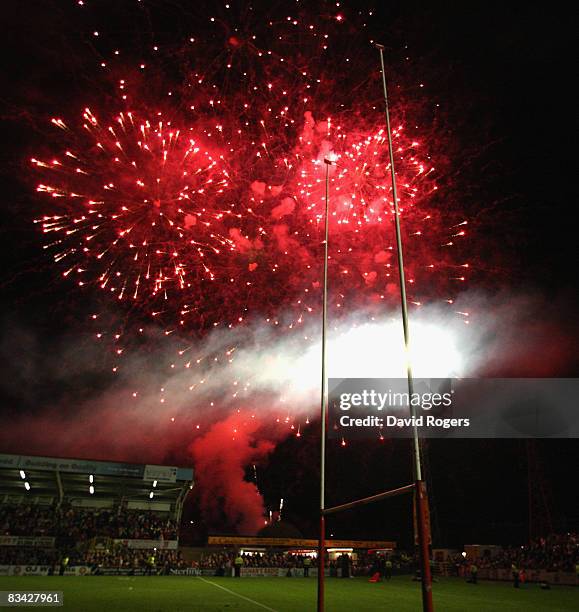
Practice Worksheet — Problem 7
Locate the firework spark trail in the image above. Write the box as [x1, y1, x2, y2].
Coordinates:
[32, 1, 470, 341]
[25, 1, 476, 531]
[32, 108, 467, 336]
[33, 110, 243, 306]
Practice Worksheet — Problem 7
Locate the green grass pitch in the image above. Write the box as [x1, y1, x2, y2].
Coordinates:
[1, 576, 577, 611]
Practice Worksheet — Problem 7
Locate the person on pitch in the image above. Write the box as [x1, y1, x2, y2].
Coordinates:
[59, 554, 69, 576]
[234, 552, 243, 577]
[340, 553, 351, 578]
[511, 563, 519, 588]
[384, 557, 393, 580]
[469, 562, 478, 584]
[145, 553, 156, 576]
[303, 555, 311, 577]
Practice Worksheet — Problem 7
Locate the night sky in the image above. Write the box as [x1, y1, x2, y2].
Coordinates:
[0, 1, 577, 548]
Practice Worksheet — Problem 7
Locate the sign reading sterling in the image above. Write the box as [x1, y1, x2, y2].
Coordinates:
[329, 378, 579, 439]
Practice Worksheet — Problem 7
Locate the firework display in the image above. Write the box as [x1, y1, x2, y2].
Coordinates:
[2, 0, 577, 584]
[31, 4, 468, 332]
[34, 110, 238, 301]
[28, 1, 471, 436]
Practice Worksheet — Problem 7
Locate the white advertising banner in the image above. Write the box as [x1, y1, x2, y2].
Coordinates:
[64, 566, 91, 576]
[171, 568, 201, 576]
[143, 465, 177, 483]
[240, 567, 280, 577]
[239, 567, 320, 578]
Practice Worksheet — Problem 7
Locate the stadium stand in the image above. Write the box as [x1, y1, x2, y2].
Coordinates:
[0, 453, 193, 575]
[435, 536, 578, 585]
[467, 534, 578, 573]
[2, 452, 576, 585]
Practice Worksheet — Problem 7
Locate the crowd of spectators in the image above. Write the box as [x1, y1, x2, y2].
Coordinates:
[0, 547, 58, 566]
[200, 540, 578, 578]
[471, 533, 578, 573]
[3, 502, 576, 578]
[0, 504, 56, 537]
[0, 504, 177, 541]
[198, 551, 309, 571]
[0, 502, 182, 572]
[75, 545, 186, 573]
[0, 544, 186, 573]
[353, 551, 415, 575]
[198, 551, 414, 576]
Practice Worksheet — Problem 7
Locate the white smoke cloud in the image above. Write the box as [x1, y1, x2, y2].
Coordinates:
[137, 296, 485, 423]
[0, 289, 573, 461]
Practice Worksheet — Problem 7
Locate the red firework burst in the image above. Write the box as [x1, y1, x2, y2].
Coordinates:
[292, 114, 437, 230]
[32, 109, 252, 307]
[30, 2, 471, 342]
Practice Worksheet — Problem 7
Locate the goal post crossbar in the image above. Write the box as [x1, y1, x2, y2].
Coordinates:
[322, 483, 415, 516]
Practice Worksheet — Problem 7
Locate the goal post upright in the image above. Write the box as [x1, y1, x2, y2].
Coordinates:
[315, 50, 435, 612]
[317, 157, 333, 612]
[375, 42, 434, 612]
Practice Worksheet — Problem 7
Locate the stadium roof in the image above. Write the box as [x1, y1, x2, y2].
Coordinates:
[0, 453, 194, 509]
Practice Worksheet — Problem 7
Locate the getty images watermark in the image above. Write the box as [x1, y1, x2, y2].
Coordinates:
[338, 387, 465, 430]
[328, 378, 579, 439]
